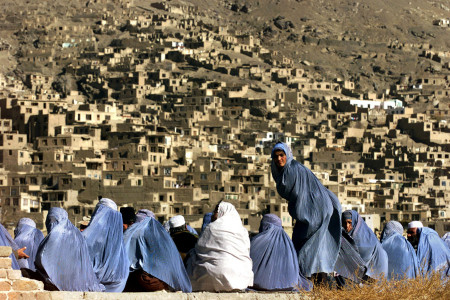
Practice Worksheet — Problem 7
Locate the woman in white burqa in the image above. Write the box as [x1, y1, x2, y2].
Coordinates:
[186, 201, 253, 291]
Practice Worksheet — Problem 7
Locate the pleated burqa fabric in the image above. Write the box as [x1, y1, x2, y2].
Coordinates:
[14, 218, 44, 270]
[334, 229, 367, 283]
[123, 217, 192, 292]
[380, 221, 419, 280]
[0, 223, 20, 270]
[416, 227, 450, 278]
[271, 142, 342, 277]
[186, 202, 253, 291]
[82, 198, 129, 292]
[186, 225, 198, 236]
[35, 207, 104, 291]
[250, 214, 312, 291]
[135, 209, 155, 223]
[442, 232, 450, 249]
[344, 210, 388, 279]
[200, 212, 213, 235]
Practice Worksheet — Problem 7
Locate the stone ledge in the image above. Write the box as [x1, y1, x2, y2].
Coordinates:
[11, 278, 44, 291]
[5, 291, 46, 300]
[32, 291, 308, 300]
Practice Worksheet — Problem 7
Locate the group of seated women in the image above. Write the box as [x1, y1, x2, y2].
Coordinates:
[1, 199, 448, 293]
[335, 210, 449, 285]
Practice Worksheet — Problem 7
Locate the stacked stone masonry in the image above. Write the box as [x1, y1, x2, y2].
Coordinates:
[0, 246, 45, 300]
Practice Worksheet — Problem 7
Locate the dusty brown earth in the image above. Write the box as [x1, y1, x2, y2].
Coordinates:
[186, 0, 450, 92]
[0, 0, 449, 95]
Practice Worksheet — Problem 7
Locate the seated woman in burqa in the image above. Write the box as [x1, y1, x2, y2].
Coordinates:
[30, 207, 104, 291]
[135, 209, 155, 223]
[270, 142, 342, 281]
[408, 225, 450, 279]
[442, 232, 450, 249]
[380, 221, 419, 280]
[186, 201, 253, 292]
[123, 216, 192, 292]
[0, 223, 24, 270]
[200, 212, 213, 235]
[14, 218, 44, 271]
[82, 198, 129, 292]
[336, 210, 388, 282]
[250, 214, 312, 291]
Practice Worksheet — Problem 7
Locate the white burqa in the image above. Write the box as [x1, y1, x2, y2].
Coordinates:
[186, 202, 253, 291]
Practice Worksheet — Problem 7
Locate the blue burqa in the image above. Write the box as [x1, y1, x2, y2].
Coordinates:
[187, 225, 199, 236]
[35, 207, 104, 291]
[344, 210, 388, 279]
[442, 232, 450, 249]
[82, 198, 129, 292]
[416, 227, 450, 278]
[0, 224, 20, 270]
[135, 209, 155, 223]
[271, 142, 342, 277]
[334, 229, 367, 283]
[201, 212, 213, 234]
[14, 218, 44, 271]
[123, 217, 192, 292]
[380, 221, 419, 280]
[250, 214, 312, 291]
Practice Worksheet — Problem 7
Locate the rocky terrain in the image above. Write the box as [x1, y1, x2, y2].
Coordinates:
[1, 0, 449, 96]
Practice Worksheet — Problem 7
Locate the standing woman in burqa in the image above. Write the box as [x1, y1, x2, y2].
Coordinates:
[33, 207, 104, 291]
[82, 198, 129, 292]
[14, 218, 44, 270]
[271, 142, 342, 281]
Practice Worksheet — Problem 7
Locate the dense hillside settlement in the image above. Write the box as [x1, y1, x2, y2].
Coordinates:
[0, 0, 449, 235]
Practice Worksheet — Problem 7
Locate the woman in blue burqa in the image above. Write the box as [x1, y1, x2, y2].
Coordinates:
[339, 210, 388, 281]
[200, 212, 213, 235]
[443, 232, 450, 249]
[0, 223, 22, 270]
[135, 209, 155, 223]
[123, 216, 192, 292]
[32, 207, 104, 291]
[411, 226, 450, 278]
[271, 142, 342, 280]
[14, 218, 44, 271]
[250, 214, 312, 291]
[82, 198, 129, 292]
[380, 221, 419, 280]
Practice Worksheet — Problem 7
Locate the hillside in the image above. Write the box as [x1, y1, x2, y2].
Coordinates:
[0, 0, 449, 95]
[177, 0, 450, 92]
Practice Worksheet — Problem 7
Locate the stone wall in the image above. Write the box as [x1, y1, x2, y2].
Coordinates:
[0, 246, 305, 299]
[0, 246, 45, 299]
